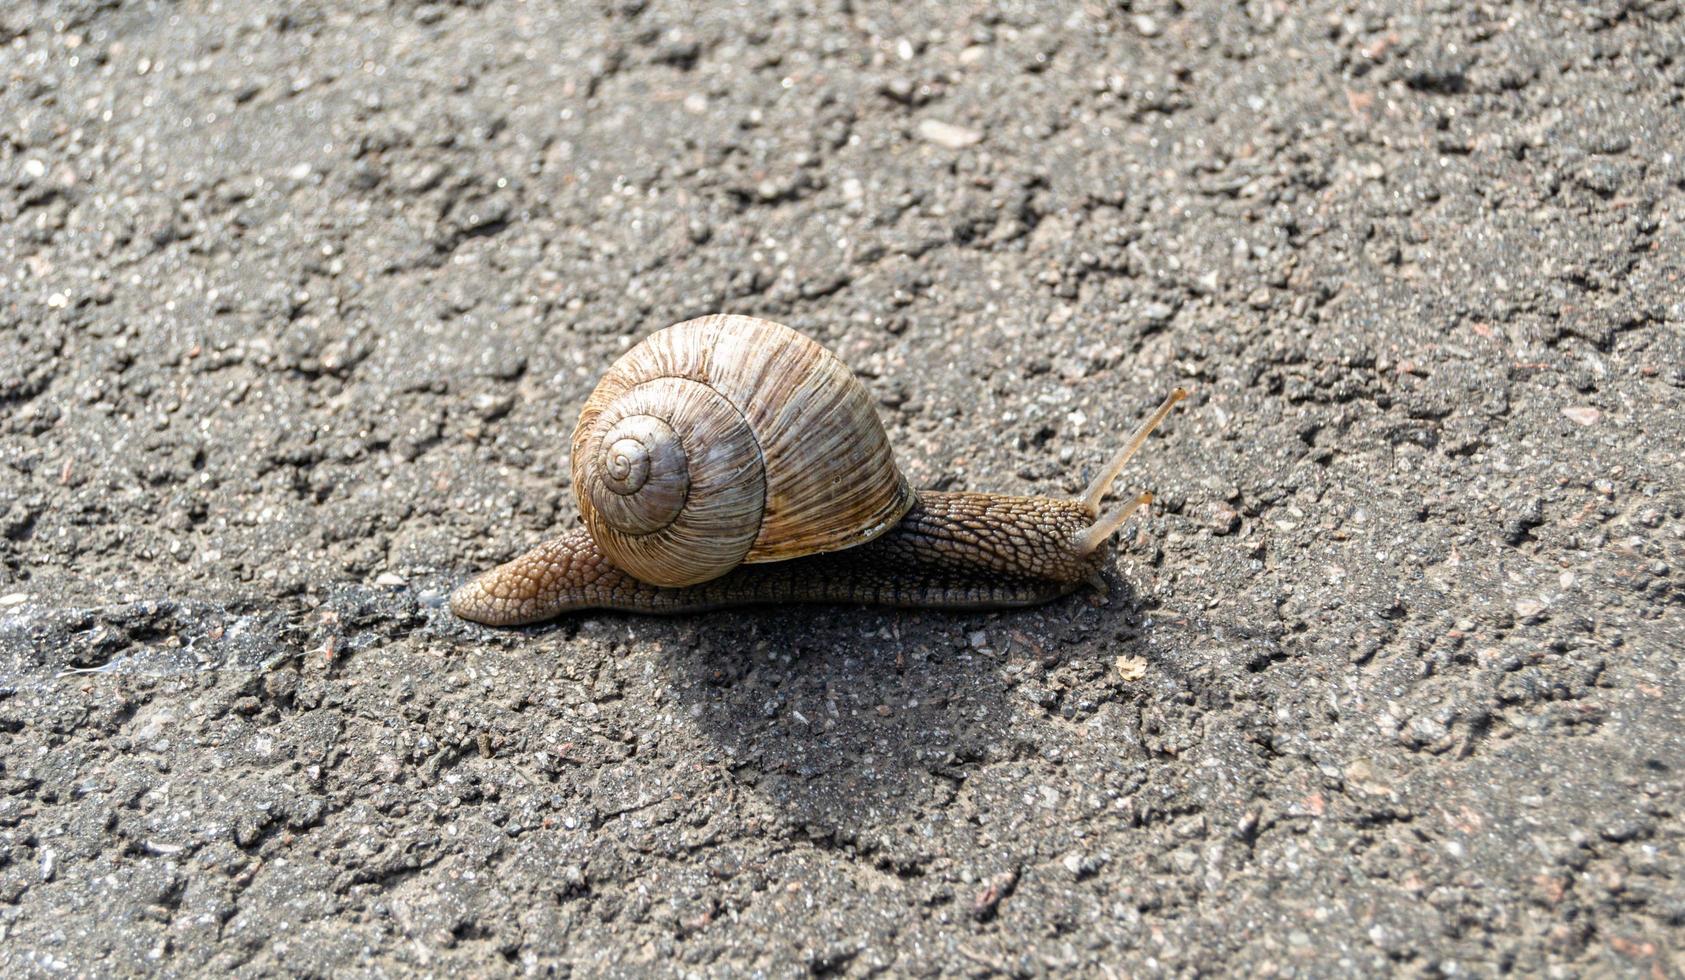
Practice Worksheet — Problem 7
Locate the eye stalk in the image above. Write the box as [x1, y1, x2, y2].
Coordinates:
[1069, 386, 1188, 557]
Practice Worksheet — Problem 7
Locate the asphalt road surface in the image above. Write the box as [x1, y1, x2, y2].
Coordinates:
[2, 1, 1681, 975]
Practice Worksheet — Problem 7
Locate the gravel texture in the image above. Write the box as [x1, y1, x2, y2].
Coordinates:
[2, 0, 1683, 975]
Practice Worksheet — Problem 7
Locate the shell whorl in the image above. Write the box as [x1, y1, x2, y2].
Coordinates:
[593, 414, 687, 534]
[571, 315, 915, 588]
[576, 375, 766, 586]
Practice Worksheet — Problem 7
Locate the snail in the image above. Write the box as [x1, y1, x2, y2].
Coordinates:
[450, 314, 1187, 625]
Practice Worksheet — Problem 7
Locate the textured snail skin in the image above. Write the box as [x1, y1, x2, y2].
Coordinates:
[450, 491, 1106, 626]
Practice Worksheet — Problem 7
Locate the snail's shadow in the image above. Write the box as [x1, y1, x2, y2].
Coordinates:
[437, 572, 1286, 837]
[642, 580, 1153, 835]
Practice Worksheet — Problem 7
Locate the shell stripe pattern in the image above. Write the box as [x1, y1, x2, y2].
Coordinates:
[572, 315, 915, 586]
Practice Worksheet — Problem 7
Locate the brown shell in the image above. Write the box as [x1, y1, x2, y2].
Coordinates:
[571, 315, 916, 587]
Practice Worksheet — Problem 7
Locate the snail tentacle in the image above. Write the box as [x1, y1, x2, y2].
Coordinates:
[1073, 491, 1154, 559]
[1078, 387, 1189, 518]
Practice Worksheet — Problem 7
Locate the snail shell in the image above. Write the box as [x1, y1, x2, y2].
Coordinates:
[570, 314, 916, 587]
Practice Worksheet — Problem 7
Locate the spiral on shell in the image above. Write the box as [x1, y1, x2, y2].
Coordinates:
[571, 314, 915, 587]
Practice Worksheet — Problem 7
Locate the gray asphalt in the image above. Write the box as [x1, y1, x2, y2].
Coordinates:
[2, 1, 1682, 975]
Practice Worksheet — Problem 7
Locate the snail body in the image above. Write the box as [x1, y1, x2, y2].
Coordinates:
[451, 315, 1186, 626]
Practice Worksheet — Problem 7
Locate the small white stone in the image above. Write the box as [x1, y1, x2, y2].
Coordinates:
[23, 159, 47, 179]
[917, 118, 982, 149]
[1115, 655, 1148, 681]
[1561, 405, 1600, 426]
[375, 572, 408, 588]
[0, 593, 30, 607]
